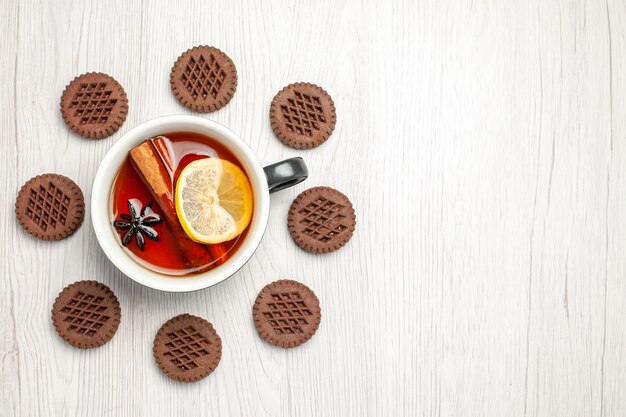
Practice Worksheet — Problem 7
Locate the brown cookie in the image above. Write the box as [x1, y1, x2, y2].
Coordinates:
[15, 174, 85, 241]
[60, 72, 128, 139]
[253, 280, 321, 348]
[153, 314, 222, 383]
[170, 45, 238, 112]
[287, 186, 356, 254]
[51, 280, 121, 349]
[269, 82, 336, 149]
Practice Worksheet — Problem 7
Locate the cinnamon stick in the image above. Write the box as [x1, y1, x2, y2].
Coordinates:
[129, 141, 216, 271]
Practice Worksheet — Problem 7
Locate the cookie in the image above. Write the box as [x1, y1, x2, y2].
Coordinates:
[269, 82, 336, 149]
[60, 72, 128, 139]
[15, 174, 85, 241]
[287, 186, 355, 254]
[170, 45, 238, 112]
[51, 280, 121, 349]
[253, 280, 321, 348]
[153, 314, 222, 383]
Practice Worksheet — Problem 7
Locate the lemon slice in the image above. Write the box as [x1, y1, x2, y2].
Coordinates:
[175, 158, 253, 244]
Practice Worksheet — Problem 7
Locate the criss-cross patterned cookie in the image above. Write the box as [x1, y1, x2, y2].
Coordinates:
[288, 186, 356, 254]
[153, 314, 222, 382]
[170, 45, 238, 112]
[60, 72, 128, 139]
[253, 280, 321, 348]
[270, 82, 336, 149]
[51, 280, 121, 349]
[15, 174, 85, 241]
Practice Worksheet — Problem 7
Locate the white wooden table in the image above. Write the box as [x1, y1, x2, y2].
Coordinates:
[2, 1, 626, 416]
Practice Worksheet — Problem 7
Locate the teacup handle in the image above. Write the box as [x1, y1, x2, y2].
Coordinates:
[263, 157, 308, 193]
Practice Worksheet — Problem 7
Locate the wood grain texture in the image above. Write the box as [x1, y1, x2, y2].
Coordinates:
[1, 0, 626, 416]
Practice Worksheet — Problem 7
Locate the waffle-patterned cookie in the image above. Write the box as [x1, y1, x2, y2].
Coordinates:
[253, 280, 321, 348]
[15, 173, 85, 241]
[51, 280, 121, 349]
[170, 45, 238, 112]
[270, 82, 336, 149]
[60, 72, 128, 139]
[153, 314, 222, 382]
[288, 186, 356, 254]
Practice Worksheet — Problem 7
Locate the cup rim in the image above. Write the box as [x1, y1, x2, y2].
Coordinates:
[91, 115, 270, 292]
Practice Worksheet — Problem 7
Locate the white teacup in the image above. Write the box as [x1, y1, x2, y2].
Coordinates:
[91, 115, 307, 292]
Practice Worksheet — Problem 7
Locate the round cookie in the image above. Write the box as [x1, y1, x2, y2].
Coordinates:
[170, 45, 238, 112]
[253, 279, 321, 348]
[153, 314, 222, 383]
[269, 82, 336, 149]
[15, 173, 85, 241]
[288, 186, 356, 254]
[51, 280, 121, 349]
[60, 72, 128, 139]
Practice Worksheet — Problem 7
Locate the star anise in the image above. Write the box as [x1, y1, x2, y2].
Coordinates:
[113, 199, 163, 251]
